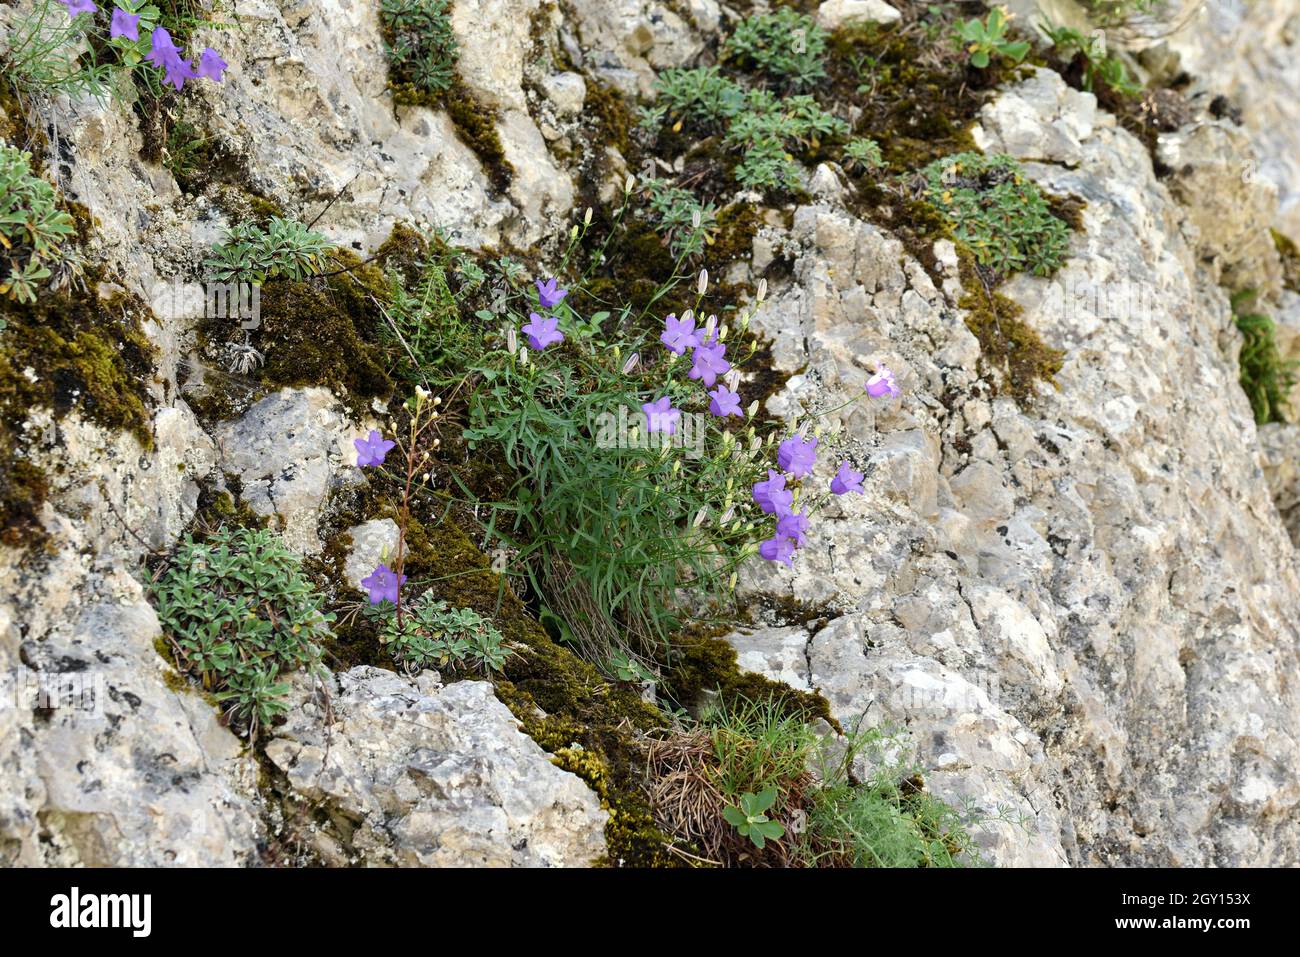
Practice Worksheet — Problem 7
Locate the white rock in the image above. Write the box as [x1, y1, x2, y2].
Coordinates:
[816, 0, 902, 30]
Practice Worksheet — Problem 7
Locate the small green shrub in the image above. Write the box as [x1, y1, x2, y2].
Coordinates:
[1233, 289, 1297, 425]
[647, 66, 747, 131]
[205, 216, 336, 284]
[0, 143, 77, 303]
[152, 527, 332, 736]
[1039, 22, 1142, 96]
[380, 0, 458, 94]
[722, 9, 829, 90]
[643, 178, 718, 260]
[722, 789, 785, 849]
[954, 6, 1030, 69]
[922, 152, 1070, 276]
[373, 593, 509, 673]
[842, 136, 884, 174]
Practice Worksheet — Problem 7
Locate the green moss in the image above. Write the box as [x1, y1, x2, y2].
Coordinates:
[663, 629, 839, 731]
[957, 248, 1064, 403]
[584, 80, 633, 157]
[194, 248, 396, 423]
[710, 203, 761, 266]
[1273, 229, 1300, 294]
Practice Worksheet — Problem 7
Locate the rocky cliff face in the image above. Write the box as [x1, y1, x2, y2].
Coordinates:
[2, 0, 1298, 867]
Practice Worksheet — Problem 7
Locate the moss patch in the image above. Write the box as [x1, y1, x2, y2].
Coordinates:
[957, 249, 1064, 403]
[1273, 229, 1300, 295]
[1, 269, 157, 545]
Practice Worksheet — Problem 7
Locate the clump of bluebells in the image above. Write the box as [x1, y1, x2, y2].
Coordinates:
[441, 201, 902, 661]
[3, 1, 228, 100]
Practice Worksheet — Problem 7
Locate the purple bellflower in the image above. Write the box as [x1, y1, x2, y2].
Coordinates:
[752, 469, 793, 515]
[536, 278, 567, 310]
[361, 564, 406, 605]
[759, 535, 796, 567]
[688, 340, 730, 388]
[60, 0, 97, 16]
[776, 509, 810, 547]
[197, 47, 228, 83]
[777, 434, 818, 478]
[110, 7, 140, 40]
[660, 313, 702, 355]
[354, 430, 396, 467]
[866, 364, 901, 399]
[642, 395, 681, 435]
[830, 461, 865, 495]
[522, 312, 564, 350]
[707, 384, 743, 418]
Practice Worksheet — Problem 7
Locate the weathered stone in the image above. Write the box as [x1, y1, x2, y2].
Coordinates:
[266, 667, 608, 866]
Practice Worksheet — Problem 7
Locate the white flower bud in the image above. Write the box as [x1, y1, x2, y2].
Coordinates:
[746, 400, 759, 418]
[622, 352, 640, 375]
[756, 278, 767, 303]
[584, 206, 593, 226]
[692, 507, 707, 528]
[697, 268, 708, 295]
[507, 327, 517, 353]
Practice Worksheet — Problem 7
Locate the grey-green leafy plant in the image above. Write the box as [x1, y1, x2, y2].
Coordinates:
[722, 788, 786, 849]
[152, 526, 332, 736]
[380, 0, 458, 94]
[842, 136, 884, 174]
[649, 66, 748, 131]
[647, 66, 848, 194]
[721, 9, 829, 90]
[1232, 289, 1297, 425]
[381, 249, 474, 384]
[0, 144, 77, 303]
[954, 6, 1030, 69]
[205, 216, 336, 284]
[1038, 22, 1142, 96]
[922, 152, 1070, 276]
[643, 178, 717, 259]
[372, 593, 508, 673]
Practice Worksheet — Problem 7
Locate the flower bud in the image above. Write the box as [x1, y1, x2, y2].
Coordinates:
[756, 278, 767, 303]
[697, 268, 708, 296]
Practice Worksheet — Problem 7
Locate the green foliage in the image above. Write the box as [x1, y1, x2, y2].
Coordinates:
[1232, 290, 1297, 425]
[380, 0, 458, 94]
[0, 0, 214, 103]
[152, 527, 332, 735]
[461, 319, 766, 654]
[700, 699, 989, 866]
[0, 0, 117, 101]
[842, 136, 884, 174]
[648, 66, 747, 130]
[721, 9, 829, 90]
[922, 152, 1070, 276]
[954, 6, 1030, 69]
[205, 216, 336, 284]
[1080, 0, 1160, 28]
[373, 593, 509, 673]
[1039, 22, 1142, 96]
[381, 248, 472, 383]
[643, 178, 718, 259]
[722, 789, 785, 849]
[0, 144, 76, 303]
[724, 89, 849, 192]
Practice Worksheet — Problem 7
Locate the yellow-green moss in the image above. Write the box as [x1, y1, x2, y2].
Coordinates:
[1274, 229, 1300, 294]
[957, 249, 1064, 403]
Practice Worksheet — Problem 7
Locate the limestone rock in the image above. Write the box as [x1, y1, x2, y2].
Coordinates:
[266, 667, 608, 866]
